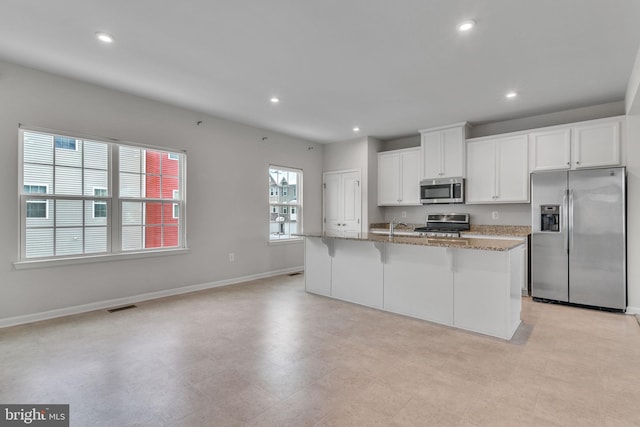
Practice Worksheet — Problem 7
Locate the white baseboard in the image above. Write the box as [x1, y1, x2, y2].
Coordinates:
[626, 306, 640, 315]
[0, 266, 304, 329]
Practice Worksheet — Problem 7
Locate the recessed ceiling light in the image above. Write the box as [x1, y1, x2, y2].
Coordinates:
[457, 20, 476, 32]
[506, 91, 518, 99]
[270, 97, 280, 104]
[352, 127, 360, 132]
[95, 32, 115, 43]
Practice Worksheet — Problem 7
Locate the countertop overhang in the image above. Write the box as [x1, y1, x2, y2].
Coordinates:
[295, 232, 525, 251]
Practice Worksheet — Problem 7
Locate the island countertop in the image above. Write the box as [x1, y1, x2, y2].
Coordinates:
[295, 232, 525, 251]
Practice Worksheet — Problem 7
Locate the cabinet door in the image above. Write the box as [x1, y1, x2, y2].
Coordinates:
[529, 128, 571, 171]
[323, 172, 342, 232]
[341, 171, 362, 232]
[399, 149, 421, 205]
[421, 131, 442, 179]
[572, 120, 621, 169]
[441, 126, 465, 177]
[465, 140, 496, 203]
[378, 152, 400, 205]
[496, 135, 529, 202]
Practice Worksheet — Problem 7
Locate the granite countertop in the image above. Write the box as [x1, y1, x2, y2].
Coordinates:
[368, 223, 531, 238]
[296, 231, 525, 251]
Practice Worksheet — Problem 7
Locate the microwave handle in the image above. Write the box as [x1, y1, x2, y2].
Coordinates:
[450, 182, 455, 198]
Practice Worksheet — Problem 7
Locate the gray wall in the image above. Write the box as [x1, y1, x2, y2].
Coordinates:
[469, 101, 625, 138]
[0, 60, 323, 322]
[323, 136, 384, 230]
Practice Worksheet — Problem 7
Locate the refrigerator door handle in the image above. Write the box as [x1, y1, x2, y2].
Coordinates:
[563, 190, 569, 252]
[569, 189, 574, 251]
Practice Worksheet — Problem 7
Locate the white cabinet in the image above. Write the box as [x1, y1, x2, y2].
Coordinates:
[377, 148, 421, 206]
[529, 117, 623, 171]
[323, 170, 362, 233]
[466, 134, 529, 203]
[529, 128, 571, 171]
[572, 119, 621, 169]
[420, 123, 467, 179]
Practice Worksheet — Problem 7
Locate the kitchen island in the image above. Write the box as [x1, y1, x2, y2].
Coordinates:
[298, 231, 525, 340]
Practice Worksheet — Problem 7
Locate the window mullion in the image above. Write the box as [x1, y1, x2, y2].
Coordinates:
[111, 144, 120, 254]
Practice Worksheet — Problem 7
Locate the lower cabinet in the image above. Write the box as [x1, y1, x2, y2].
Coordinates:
[304, 237, 524, 340]
[384, 244, 453, 325]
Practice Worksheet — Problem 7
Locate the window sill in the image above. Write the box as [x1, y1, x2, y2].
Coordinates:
[13, 248, 191, 270]
[268, 237, 304, 246]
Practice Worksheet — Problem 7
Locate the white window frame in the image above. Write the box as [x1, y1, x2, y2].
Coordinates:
[93, 187, 108, 219]
[24, 183, 49, 219]
[172, 189, 179, 219]
[54, 136, 78, 151]
[16, 126, 189, 269]
[268, 165, 302, 244]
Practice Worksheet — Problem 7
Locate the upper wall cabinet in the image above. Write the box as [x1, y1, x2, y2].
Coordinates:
[466, 134, 529, 204]
[420, 123, 467, 180]
[529, 117, 623, 172]
[378, 147, 421, 206]
[529, 128, 571, 171]
[572, 119, 622, 169]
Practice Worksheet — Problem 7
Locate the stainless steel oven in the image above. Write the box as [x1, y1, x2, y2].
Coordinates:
[420, 177, 464, 204]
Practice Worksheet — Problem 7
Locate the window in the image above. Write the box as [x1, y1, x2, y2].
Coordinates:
[54, 136, 77, 151]
[93, 187, 108, 218]
[19, 128, 186, 260]
[268, 166, 302, 241]
[24, 184, 49, 219]
[172, 190, 179, 219]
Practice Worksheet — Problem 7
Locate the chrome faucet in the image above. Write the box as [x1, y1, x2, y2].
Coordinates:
[389, 217, 408, 237]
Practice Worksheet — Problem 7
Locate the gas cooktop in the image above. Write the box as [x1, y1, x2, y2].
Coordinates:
[414, 213, 470, 238]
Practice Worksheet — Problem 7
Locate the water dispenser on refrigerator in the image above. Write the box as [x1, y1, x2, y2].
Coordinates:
[540, 205, 560, 232]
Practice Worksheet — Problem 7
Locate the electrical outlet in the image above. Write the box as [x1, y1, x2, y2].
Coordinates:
[401, 211, 407, 218]
[492, 211, 499, 220]
[228, 252, 235, 262]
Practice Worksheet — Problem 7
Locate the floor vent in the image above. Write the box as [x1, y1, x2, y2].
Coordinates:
[107, 304, 137, 313]
[288, 272, 302, 276]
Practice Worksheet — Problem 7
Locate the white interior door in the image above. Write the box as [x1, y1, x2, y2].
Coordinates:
[341, 171, 361, 232]
[323, 170, 361, 233]
[323, 172, 341, 232]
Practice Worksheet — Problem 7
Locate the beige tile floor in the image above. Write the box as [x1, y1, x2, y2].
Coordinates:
[1, 273, 640, 426]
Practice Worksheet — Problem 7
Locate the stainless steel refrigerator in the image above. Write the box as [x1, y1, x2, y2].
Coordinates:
[531, 167, 626, 311]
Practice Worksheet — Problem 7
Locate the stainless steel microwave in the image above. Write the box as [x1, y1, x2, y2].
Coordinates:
[420, 177, 464, 204]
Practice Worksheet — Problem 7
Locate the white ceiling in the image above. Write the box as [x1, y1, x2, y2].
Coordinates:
[1, 0, 640, 143]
